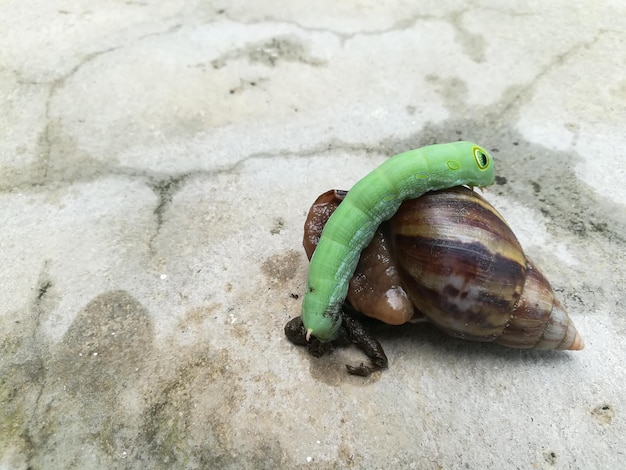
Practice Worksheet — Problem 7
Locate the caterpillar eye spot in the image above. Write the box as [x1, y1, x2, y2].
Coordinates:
[473, 147, 489, 169]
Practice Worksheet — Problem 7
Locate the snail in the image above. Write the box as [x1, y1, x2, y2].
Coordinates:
[285, 186, 584, 376]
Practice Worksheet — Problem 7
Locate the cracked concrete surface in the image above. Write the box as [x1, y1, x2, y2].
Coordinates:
[1, 1, 625, 468]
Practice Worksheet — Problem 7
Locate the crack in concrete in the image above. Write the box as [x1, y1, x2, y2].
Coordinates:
[496, 32, 604, 120]
[140, 139, 379, 253]
[212, 10, 463, 45]
[36, 47, 122, 184]
[0, 135, 380, 193]
[18, 23, 184, 186]
[36, 280, 52, 302]
[449, 9, 485, 62]
[21, 261, 54, 463]
[146, 174, 191, 252]
[213, 7, 490, 56]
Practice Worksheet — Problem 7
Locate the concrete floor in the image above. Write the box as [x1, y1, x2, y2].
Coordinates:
[2, 1, 625, 469]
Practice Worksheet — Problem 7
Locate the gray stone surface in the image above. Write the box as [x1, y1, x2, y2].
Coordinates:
[1, 2, 625, 469]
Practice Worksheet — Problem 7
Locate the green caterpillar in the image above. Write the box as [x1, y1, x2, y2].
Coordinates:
[302, 141, 495, 342]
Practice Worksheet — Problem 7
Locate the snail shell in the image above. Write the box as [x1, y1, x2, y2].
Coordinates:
[304, 187, 583, 350]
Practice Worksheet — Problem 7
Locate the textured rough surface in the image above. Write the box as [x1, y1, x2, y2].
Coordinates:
[1, 1, 625, 468]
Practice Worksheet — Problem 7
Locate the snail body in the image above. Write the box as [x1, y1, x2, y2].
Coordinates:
[302, 187, 583, 351]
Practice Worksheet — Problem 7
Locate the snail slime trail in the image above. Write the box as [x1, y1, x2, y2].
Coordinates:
[301, 141, 495, 342]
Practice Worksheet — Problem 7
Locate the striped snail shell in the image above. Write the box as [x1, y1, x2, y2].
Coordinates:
[303, 187, 583, 350]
